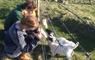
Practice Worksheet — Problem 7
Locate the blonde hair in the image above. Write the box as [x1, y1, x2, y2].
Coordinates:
[21, 16, 39, 28]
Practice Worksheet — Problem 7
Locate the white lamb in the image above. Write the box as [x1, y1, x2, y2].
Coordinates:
[46, 30, 79, 60]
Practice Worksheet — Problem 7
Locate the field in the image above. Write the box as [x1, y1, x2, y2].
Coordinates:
[0, 0, 95, 60]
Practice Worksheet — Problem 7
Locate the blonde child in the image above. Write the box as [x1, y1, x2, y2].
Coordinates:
[4, 16, 47, 60]
[22, 1, 37, 17]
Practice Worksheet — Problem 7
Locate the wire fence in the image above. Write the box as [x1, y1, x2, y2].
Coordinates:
[42, 0, 95, 5]
[68, 0, 95, 4]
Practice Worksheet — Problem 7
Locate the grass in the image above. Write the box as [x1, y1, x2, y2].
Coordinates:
[0, 20, 4, 29]
[91, 50, 95, 60]
[64, 4, 95, 22]
[40, 1, 95, 60]
[0, 0, 95, 60]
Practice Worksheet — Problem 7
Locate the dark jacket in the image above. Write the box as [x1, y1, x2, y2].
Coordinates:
[4, 21, 38, 58]
[4, 3, 27, 30]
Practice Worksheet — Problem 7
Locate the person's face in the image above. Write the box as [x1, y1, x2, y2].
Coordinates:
[25, 17, 39, 28]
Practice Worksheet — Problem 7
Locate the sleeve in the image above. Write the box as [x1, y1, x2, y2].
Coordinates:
[4, 9, 23, 30]
[17, 31, 27, 49]
[40, 28, 48, 38]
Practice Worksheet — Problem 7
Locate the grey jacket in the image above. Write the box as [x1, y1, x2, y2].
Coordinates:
[4, 21, 33, 58]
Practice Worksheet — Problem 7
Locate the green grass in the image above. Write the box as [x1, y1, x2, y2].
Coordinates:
[0, 20, 4, 29]
[64, 4, 95, 22]
[40, 1, 95, 60]
[0, 0, 95, 60]
[91, 50, 95, 60]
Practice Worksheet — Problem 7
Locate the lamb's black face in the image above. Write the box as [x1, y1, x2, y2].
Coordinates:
[46, 29, 55, 42]
[48, 32, 55, 42]
[45, 29, 53, 35]
[48, 37, 53, 42]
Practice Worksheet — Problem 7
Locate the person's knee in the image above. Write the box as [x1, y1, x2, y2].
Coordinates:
[1, 55, 12, 60]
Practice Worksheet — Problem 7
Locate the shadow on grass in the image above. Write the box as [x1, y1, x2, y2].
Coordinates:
[0, 29, 4, 55]
[0, 8, 10, 20]
[51, 16, 95, 52]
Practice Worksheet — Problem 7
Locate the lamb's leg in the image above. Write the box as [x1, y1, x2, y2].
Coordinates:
[65, 57, 72, 60]
[65, 54, 72, 60]
[65, 49, 73, 60]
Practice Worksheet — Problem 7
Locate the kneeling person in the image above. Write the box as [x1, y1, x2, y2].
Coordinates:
[4, 16, 47, 60]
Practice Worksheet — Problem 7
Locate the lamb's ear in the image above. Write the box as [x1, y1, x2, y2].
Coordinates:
[76, 42, 79, 46]
[74, 42, 79, 49]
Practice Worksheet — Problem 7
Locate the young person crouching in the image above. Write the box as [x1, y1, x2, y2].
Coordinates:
[3, 16, 47, 60]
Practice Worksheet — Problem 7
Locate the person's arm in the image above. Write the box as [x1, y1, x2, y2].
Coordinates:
[33, 32, 42, 40]
[40, 28, 48, 38]
[7, 23, 27, 54]
[33, 28, 47, 40]
[17, 30, 27, 49]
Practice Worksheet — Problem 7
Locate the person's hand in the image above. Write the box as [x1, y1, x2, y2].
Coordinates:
[33, 32, 43, 40]
[19, 52, 32, 60]
[22, 10, 29, 17]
